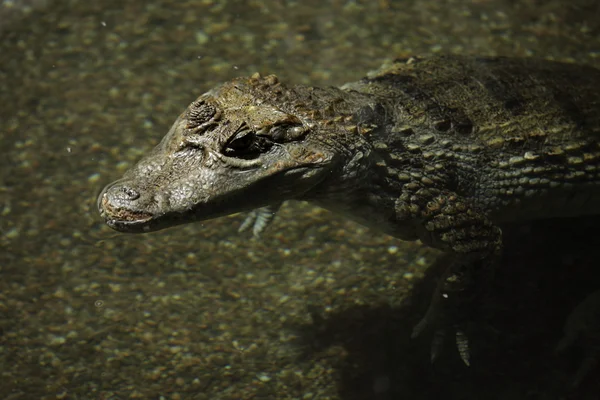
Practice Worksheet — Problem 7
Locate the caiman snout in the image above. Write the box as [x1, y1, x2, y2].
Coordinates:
[98, 180, 154, 231]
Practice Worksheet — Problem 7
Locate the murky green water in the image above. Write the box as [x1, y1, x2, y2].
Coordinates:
[1, 0, 599, 398]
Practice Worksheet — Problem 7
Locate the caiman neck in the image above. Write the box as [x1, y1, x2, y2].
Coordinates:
[294, 84, 389, 198]
[294, 86, 415, 239]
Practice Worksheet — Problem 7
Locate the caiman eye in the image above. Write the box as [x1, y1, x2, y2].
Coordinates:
[224, 127, 263, 158]
[227, 129, 255, 151]
[224, 124, 276, 158]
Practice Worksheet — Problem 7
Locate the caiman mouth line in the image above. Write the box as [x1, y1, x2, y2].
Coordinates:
[99, 193, 154, 224]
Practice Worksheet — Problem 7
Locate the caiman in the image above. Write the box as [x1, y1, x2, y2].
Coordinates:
[97, 55, 600, 371]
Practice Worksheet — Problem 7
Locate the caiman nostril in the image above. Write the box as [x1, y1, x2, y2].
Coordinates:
[121, 187, 140, 201]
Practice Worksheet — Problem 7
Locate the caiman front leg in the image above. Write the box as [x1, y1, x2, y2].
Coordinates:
[396, 186, 502, 366]
[239, 203, 283, 238]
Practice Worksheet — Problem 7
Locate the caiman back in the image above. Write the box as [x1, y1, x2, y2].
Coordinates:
[338, 55, 600, 225]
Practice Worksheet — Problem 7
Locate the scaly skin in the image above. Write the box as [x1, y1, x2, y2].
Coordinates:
[97, 55, 600, 366]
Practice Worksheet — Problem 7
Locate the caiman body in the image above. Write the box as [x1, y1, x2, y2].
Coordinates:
[99, 55, 600, 236]
[98, 55, 600, 366]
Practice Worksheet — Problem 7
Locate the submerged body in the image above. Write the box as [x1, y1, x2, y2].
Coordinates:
[98, 55, 600, 365]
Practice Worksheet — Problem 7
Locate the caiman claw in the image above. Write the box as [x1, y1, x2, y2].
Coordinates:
[239, 203, 282, 238]
[411, 269, 474, 366]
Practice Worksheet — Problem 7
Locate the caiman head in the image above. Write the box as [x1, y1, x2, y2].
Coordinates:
[98, 73, 373, 233]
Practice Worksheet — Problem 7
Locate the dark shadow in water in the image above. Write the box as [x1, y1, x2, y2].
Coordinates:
[294, 217, 600, 400]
